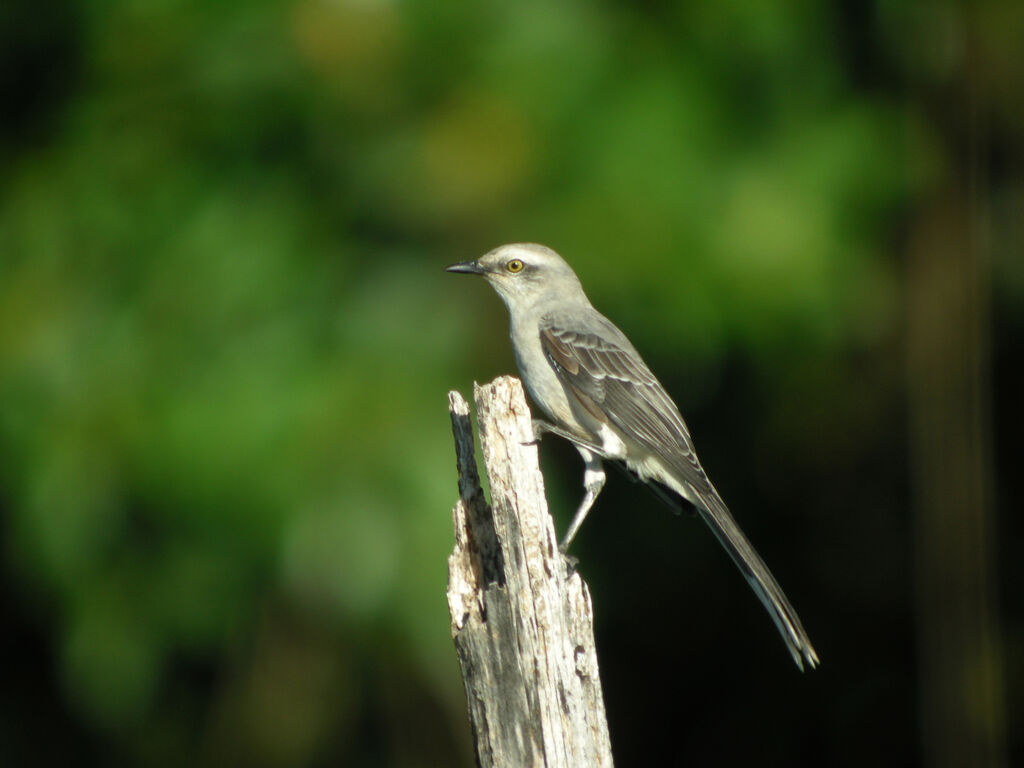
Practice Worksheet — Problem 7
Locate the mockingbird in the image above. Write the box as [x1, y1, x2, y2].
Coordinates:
[447, 242, 819, 670]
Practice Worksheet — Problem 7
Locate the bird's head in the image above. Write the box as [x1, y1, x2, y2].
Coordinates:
[446, 243, 585, 310]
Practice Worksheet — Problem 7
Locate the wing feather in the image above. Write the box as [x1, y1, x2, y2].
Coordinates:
[539, 320, 820, 670]
[539, 324, 708, 494]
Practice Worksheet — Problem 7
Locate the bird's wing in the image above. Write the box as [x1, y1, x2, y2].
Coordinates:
[539, 322, 712, 497]
[540, 320, 820, 671]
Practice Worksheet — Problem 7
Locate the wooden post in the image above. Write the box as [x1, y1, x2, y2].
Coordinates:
[446, 376, 614, 768]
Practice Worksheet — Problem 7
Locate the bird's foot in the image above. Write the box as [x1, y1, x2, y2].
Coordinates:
[522, 419, 556, 447]
[534, 418, 557, 440]
[560, 551, 580, 576]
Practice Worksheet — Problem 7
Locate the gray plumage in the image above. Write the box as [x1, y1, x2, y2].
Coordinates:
[447, 243, 819, 671]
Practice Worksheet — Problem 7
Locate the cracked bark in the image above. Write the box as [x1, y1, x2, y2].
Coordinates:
[446, 376, 613, 768]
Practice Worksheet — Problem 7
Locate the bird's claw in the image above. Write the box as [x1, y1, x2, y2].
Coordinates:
[560, 551, 580, 575]
[521, 419, 556, 447]
[533, 419, 555, 440]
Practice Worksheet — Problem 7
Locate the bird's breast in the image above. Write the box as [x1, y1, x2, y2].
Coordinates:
[509, 317, 578, 429]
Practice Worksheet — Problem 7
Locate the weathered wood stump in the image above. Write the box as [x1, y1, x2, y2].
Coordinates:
[446, 376, 613, 768]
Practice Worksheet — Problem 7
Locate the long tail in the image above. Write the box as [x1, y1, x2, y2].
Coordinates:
[691, 485, 819, 670]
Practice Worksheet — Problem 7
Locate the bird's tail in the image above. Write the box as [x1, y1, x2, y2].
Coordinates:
[694, 487, 819, 671]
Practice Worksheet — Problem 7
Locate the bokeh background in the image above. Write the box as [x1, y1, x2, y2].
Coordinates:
[2, 1, 1021, 765]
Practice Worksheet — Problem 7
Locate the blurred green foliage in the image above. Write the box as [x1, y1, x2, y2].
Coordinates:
[1, 0, 1021, 765]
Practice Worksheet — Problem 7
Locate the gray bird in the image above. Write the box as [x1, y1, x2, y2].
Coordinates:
[447, 242, 819, 670]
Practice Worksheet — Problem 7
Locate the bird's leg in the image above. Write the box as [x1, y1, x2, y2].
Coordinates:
[529, 419, 603, 453]
[522, 418, 551, 446]
[525, 420, 606, 552]
[559, 446, 605, 553]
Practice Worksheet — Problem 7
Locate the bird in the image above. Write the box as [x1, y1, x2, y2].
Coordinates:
[447, 242, 819, 670]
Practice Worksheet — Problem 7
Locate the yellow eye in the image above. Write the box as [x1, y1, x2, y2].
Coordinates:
[506, 259, 524, 273]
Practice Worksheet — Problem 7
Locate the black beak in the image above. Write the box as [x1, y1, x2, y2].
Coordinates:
[445, 260, 486, 275]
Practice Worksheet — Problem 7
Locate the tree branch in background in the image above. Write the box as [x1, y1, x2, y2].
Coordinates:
[907, 14, 1005, 763]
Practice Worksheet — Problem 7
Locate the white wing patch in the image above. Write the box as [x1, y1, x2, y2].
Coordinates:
[596, 423, 628, 460]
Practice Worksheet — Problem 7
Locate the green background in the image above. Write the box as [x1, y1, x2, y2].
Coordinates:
[2, 1, 1021, 765]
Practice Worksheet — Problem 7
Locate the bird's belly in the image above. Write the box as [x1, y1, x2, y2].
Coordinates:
[513, 335, 629, 460]
[513, 339, 577, 426]
[510, 318, 629, 457]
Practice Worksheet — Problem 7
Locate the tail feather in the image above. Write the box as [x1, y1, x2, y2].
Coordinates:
[688, 483, 819, 670]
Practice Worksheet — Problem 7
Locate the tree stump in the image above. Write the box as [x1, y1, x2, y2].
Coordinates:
[446, 376, 613, 768]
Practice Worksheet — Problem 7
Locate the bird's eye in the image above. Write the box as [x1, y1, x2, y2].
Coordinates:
[506, 259, 524, 273]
